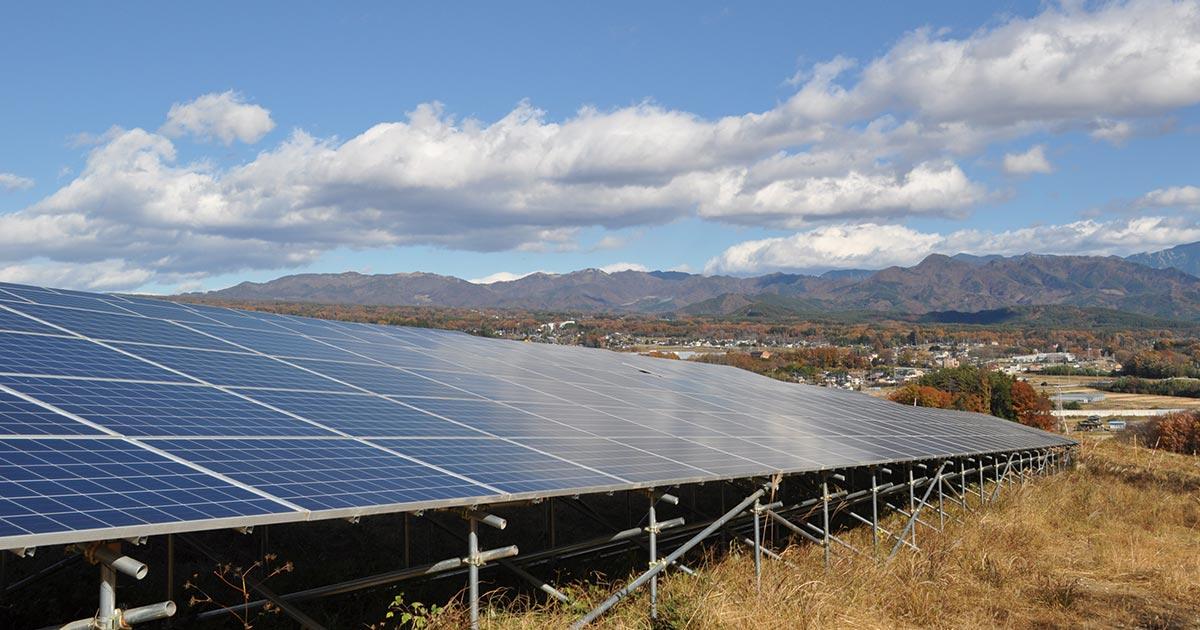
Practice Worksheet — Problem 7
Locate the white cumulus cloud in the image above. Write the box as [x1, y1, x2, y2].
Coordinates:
[1139, 185, 1200, 210]
[0, 173, 34, 191]
[784, 0, 1200, 127]
[705, 217, 1200, 275]
[1002, 145, 1053, 175]
[161, 91, 275, 145]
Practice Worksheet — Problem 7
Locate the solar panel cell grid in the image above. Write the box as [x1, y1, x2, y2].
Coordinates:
[518, 437, 712, 484]
[0, 306, 62, 335]
[108, 300, 223, 325]
[2, 288, 139, 315]
[0, 376, 336, 437]
[151, 438, 497, 511]
[188, 323, 368, 362]
[111, 344, 356, 392]
[0, 389, 101, 436]
[4, 302, 241, 351]
[399, 398, 593, 438]
[232, 389, 487, 437]
[0, 333, 195, 382]
[372, 438, 624, 494]
[289, 359, 484, 399]
[0, 438, 285, 539]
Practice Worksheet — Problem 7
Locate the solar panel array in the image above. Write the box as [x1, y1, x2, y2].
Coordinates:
[0, 282, 1074, 549]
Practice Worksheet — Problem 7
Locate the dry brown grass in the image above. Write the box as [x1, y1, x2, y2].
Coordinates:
[476, 438, 1200, 629]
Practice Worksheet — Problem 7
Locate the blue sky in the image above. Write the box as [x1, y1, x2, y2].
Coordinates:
[2, 1, 1199, 293]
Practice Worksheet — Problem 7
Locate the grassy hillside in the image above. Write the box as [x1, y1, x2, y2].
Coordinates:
[408, 438, 1198, 629]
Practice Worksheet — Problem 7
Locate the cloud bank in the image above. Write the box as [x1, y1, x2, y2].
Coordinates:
[2, 1, 1200, 288]
[705, 217, 1200, 275]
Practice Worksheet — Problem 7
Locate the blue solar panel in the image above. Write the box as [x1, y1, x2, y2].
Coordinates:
[409, 370, 579, 405]
[2, 287, 139, 315]
[288, 359, 486, 399]
[105, 299, 223, 325]
[4, 302, 241, 351]
[0, 438, 287, 540]
[605, 436, 768, 477]
[230, 389, 486, 437]
[189, 323, 369, 362]
[0, 389, 101, 436]
[0, 376, 337, 437]
[0, 333, 195, 382]
[109, 343, 356, 392]
[150, 438, 498, 510]
[0, 306, 62, 335]
[320, 340, 460, 371]
[398, 398, 593, 438]
[517, 437, 712, 484]
[371, 438, 624, 494]
[505, 402, 676, 438]
[261, 317, 364, 342]
[180, 305, 294, 333]
[0, 289, 30, 304]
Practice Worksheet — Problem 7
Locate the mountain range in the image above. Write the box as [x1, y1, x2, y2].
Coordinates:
[190, 241, 1200, 322]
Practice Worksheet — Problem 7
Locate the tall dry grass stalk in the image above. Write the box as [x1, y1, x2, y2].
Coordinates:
[479, 438, 1199, 629]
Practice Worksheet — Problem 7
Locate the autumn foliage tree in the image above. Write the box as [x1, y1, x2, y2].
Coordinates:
[892, 367, 1060, 432]
[1139, 411, 1200, 455]
[887, 385, 952, 409]
[1011, 380, 1056, 430]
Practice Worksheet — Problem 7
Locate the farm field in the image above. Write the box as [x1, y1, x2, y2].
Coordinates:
[1034, 375, 1200, 411]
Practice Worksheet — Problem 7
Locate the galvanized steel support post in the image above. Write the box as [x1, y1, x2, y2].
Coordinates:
[990, 454, 1015, 502]
[166, 534, 174, 628]
[752, 497, 761, 593]
[871, 468, 880, 560]
[936, 466, 945, 530]
[644, 491, 678, 621]
[98, 564, 116, 630]
[821, 472, 831, 570]
[463, 511, 510, 630]
[908, 464, 917, 548]
[468, 518, 480, 630]
[888, 461, 947, 560]
[571, 488, 765, 628]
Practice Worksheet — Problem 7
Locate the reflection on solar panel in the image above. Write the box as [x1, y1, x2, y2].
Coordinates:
[0, 282, 1074, 550]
